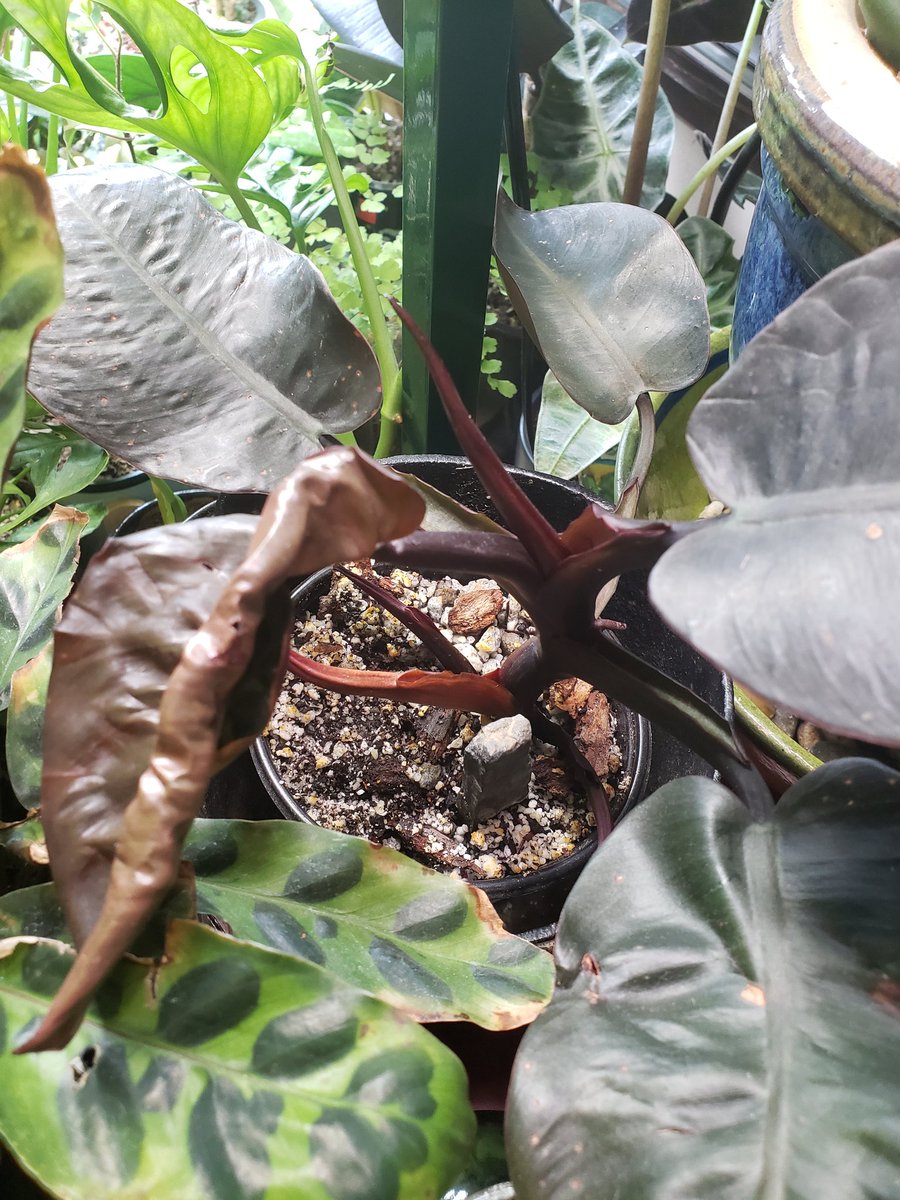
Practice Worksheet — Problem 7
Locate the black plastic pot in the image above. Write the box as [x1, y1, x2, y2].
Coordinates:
[113, 489, 222, 538]
[237, 456, 728, 936]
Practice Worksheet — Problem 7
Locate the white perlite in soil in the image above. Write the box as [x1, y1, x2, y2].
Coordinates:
[265, 566, 631, 879]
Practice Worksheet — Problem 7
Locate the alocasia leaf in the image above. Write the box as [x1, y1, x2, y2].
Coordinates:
[0, 145, 64, 479]
[28, 166, 381, 491]
[494, 191, 710, 424]
[0, 0, 296, 185]
[530, 4, 674, 209]
[24, 447, 425, 1052]
[650, 241, 900, 746]
[627, 0, 760, 45]
[0, 505, 86, 710]
[677, 215, 741, 330]
[0, 921, 475, 1200]
[6, 639, 53, 810]
[534, 371, 629, 479]
[507, 759, 900, 1200]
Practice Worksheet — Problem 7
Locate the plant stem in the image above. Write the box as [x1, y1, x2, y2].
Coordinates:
[298, 46, 402, 457]
[622, 0, 671, 206]
[666, 123, 758, 226]
[223, 178, 263, 231]
[733, 685, 822, 777]
[697, 0, 765, 218]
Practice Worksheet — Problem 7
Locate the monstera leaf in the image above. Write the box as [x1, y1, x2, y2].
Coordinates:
[27, 166, 381, 491]
[25, 448, 424, 1053]
[650, 241, 900, 746]
[627, 0, 760, 45]
[530, 6, 673, 209]
[0, 0, 298, 186]
[184, 819, 553, 1029]
[494, 192, 710, 424]
[0, 921, 475, 1200]
[507, 760, 900, 1199]
[0, 145, 64, 477]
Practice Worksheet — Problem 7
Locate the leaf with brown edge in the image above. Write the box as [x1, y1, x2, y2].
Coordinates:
[288, 653, 518, 715]
[20, 447, 424, 1053]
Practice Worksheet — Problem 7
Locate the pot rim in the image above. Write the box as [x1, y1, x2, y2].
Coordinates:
[755, 0, 900, 253]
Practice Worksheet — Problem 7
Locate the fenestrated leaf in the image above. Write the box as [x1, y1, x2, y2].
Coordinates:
[650, 241, 900, 746]
[494, 191, 710, 424]
[184, 819, 553, 1029]
[28, 165, 381, 491]
[27, 448, 425, 1052]
[0, 0, 295, 185]
[534, 371, 628, 479]
[6, 639, 53, 810]
[627, 0, 759, 46]
[507, 759, 900, 1200]
[678, 215, 741, 329]
[0, 145, 64, 478]
[0, 920, 475, 1200]
[530, 6, 673, 209]
[0, 505, 86, 710]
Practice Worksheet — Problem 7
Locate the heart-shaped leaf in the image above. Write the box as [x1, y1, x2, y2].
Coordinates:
[534, 371, 628, 479]
[650, 241, 900, 745]
[0, 146, 64, 478]
[0, 0, 297, 185]
[28, 448, 424, 1052]
[28, 165, 381, 491]
[184, 818, 553, 1029]
[627, 0, 760, 45]
[507, 759, 900, 1199]
[494, 192, 710, 424]
[0, 920, 475, 1200]
[0, 505, 86, 710]
[530, 5, 674, 209]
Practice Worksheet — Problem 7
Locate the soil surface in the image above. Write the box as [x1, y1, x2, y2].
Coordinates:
[265, 566, 632, 880]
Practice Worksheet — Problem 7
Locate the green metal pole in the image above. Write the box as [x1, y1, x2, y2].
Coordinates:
[402, 0, 516, 453]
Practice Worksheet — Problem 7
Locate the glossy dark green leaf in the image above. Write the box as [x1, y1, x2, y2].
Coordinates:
[530, 7, 673, 208]
[28, 448, 424, 1052]
[494, 192, 710, 424]
[0, 505, 86, 710]
[28, 166, 381, 491]
[650, 242, 900, 745]
[627, 0, 759, 45]
[508, 759, 900, 1199]
[0, 145, 64, 478]
[184, 818, 553, 1029]
[677, 215, 740, 330]
[0, 0, 296, 185]
[0, 920, 475, 1200]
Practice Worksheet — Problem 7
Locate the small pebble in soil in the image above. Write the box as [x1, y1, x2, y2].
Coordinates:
[265, 565, 630, 880]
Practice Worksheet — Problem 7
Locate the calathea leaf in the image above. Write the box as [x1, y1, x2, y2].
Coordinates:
[184, 818, 553, 1028]
[0, 504, 86, 710]
[650, 241, 900, 746]
[25, 447, 424, 1052]
[0, 921, 475, 1200]
[627, 0, 761, 46]
[0, 145, 64, 479]
[530, 4, 674, 209]
[494, 191, 710, 424]
[28, 165, 381, 491]
[507, 759, 900, 1200]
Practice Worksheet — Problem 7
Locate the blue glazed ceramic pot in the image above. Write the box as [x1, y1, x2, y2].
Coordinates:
[732, 0, 900, 356]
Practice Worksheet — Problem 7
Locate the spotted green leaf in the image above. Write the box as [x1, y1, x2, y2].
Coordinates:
[0, 920, 475, 1200]
[0, 815, 48, 869]
[0, 0, 298, 186]
[184, 819, 554, 1030]
[6, 639, 53, 810]
[0, 425, 107, 538]
[0, 504, 86, 710]
[0, 145, 64, 477]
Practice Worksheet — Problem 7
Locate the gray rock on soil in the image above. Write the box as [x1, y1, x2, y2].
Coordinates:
[462, 714, 533, 826]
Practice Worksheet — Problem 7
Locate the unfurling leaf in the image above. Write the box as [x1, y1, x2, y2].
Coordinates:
[23, 447, 425, 1052]
[650, 241, 900, 745]
[29, 166, 381, 491]
[0, 146, 64, 478]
